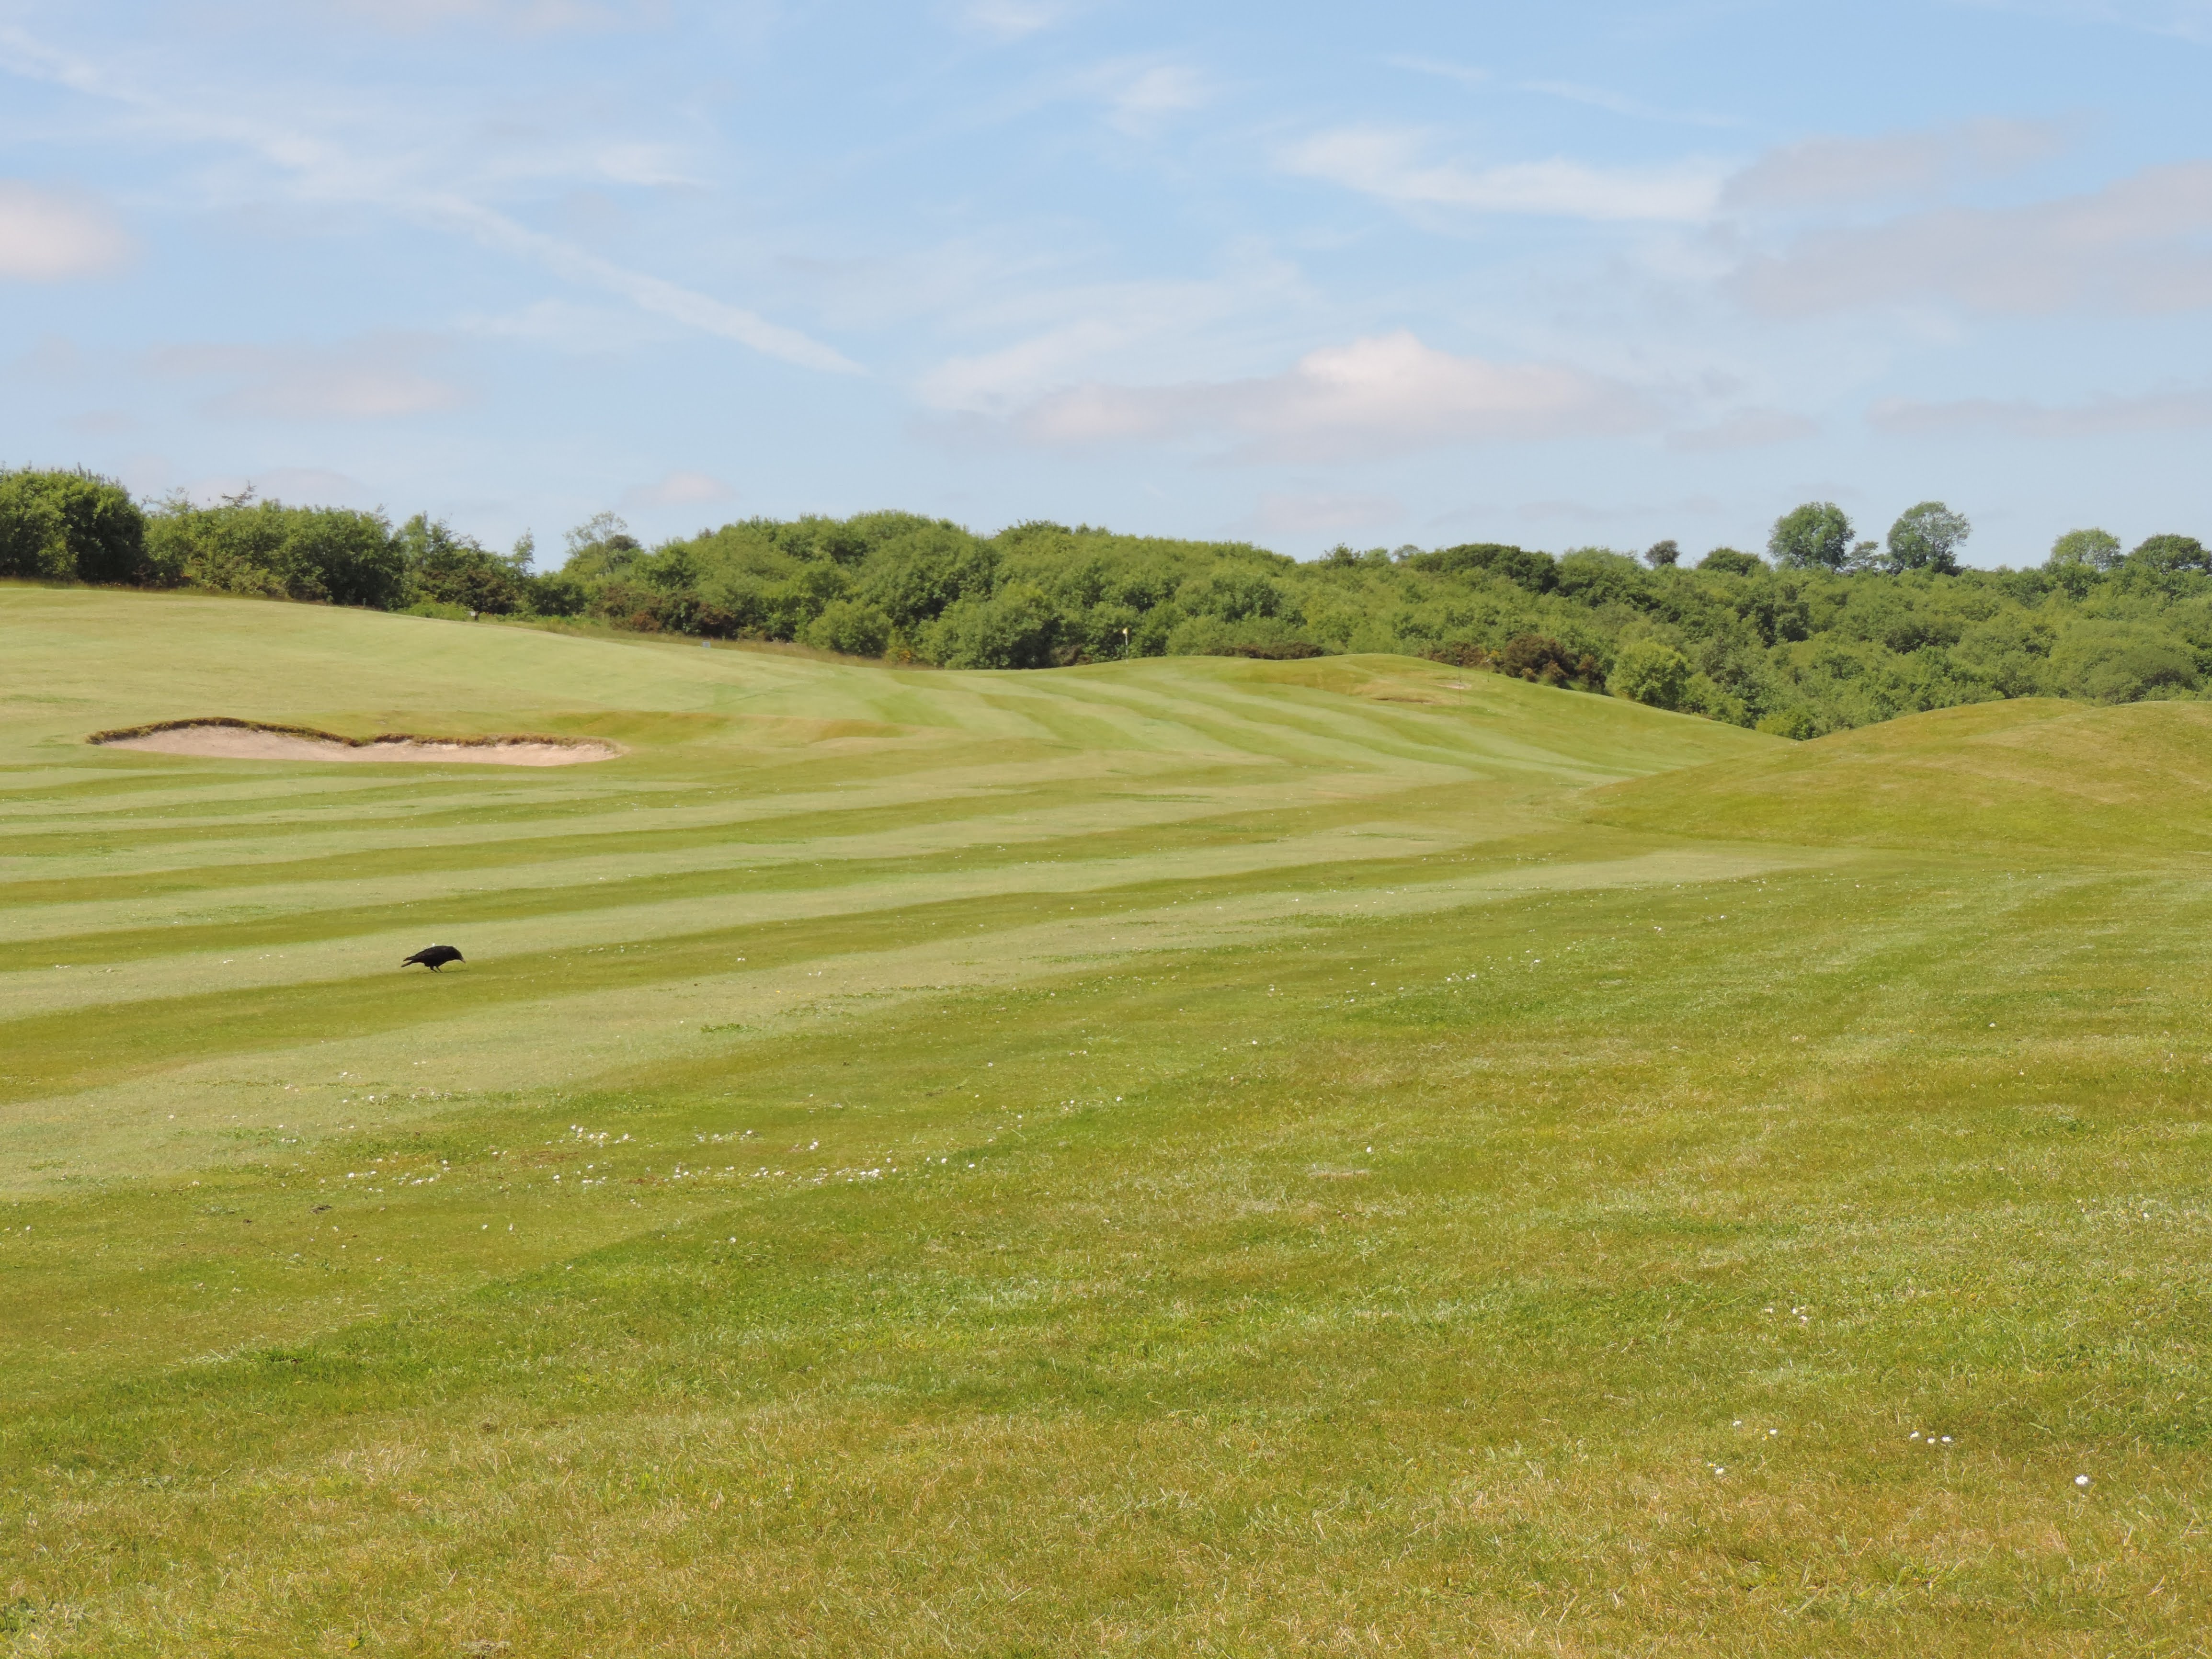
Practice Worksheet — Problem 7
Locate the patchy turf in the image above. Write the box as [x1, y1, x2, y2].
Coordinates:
[4, 582, 2209, 1656]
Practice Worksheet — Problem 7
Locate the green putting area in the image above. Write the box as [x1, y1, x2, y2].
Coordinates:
[4, 583, 2208, 1655]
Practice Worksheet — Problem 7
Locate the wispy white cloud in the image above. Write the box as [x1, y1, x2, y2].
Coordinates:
[334, 0, 656, 33]
[1281, 127, 1726, 222]
[997, 330, 1657, 462]
[1102, 62, 1210, 136]
[912, 255, 1309, 410]
[0, 21, 856, 374]
[622, 469, 736, 508]
[0, 180, 133, 279]
[955, 0, 1070, 40]
[1516, 494, 1723, 525]
[1665, 408, 1819, 451]
[1380, 54, 1491, 90]
[1953, 0, 2212, 44]
[1724, 118, 2073, 209]
[1247, 491, 1403, 535]
[1869, 386, 2212, 435]
[146, 338, 471, 420]
[63, 409, 138, 436]
[459, 296, 662, 352]
[1383, 57, 1734, 125]
[439, 201, 861, 371]
[1736, 161, 2212, 315]
[1516, 80, 1739, 129]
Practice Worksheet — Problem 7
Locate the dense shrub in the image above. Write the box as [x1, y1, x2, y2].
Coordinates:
[0, 469, 146, 583]
[15, 477, 2212, 739]
[143, 496, 408, 607]
[1610, 640, 1691, 708]
[398, 514, 530, 614]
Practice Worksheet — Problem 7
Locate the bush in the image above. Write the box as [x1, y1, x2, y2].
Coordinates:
[524, 572, 591, 617]
[1422, 642, 1489, 669]
[803, 598, 895, 658]
[1770, 503, 1854, 570]
[1405, 543, 1557, 593]
[924, 583, 1059, 669]
[1698, 547, 1764, 576]
[399, 515, 529, 614]
[2052, 623, 2198, 703]
[144, 496, 406, 606]
[0, 469, 146, 583]
[1609, 640, 1691, 709]
[1497, 634, 1604, 690]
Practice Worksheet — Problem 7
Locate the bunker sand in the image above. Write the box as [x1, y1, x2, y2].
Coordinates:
[90, 719, 618, 766]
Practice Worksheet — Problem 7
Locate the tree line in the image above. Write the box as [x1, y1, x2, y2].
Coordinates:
[5, 466, 2210, 738]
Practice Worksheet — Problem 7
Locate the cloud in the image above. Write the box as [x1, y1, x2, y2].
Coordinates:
[0, 181, 133, 279]
[622, 470, 736, 508]
[1516, 80, 1740, 129]
[0, 21, 856, 375]
[146, 339, 471, 420]
[1515, 494, 1723, 524]
[1000, 330, 1657, 462]
[335, 0, 650, 32]
[1955, 0, 2212, 43]
[956, 0, 1069, 39]
[1104, 63, 1210, 136]
[440, 203, 863, 373]
[1386, 55, 1736, 126]
[1281, 127, 1725, 222]
[1249, 492, 1403, 535]
[1868, 387, 2212, 436]
[63, 410, 138, 436]
[1724, 119, 2072, 210]
[1665, 409, 1819, 452]
[1735, 162, 2212, 315]
[910, 256, 1306, 412]
[1381, 55, 1491, 90]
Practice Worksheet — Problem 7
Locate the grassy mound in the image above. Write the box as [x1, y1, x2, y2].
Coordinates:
[6, 587, 2212, 1655]
[1590, 695, 2212, 853]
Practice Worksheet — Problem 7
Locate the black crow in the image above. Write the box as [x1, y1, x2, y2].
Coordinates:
[402, 944, 465, 972]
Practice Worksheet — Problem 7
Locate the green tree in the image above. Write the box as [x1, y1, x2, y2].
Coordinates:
[857, 526, 999, 631]
[924, 582, 1060, 668]
[141, 494, 404, 606]
[1768, 502, 1853, 569]
[0, 469, 147, 583]
[2127, 534, 2209, 576]
[1886, 501, 1971, 573]
[399, 515, 529, 614]
[2051, 621, 2197, 702]
[559, 513, 643, 580]
[1643, 539, 1680, 568]
[1698, 547, 1764, 576]
[1608, 639, 1690, 709]
[2048, 528, 2122, 571]
[803, 598, 894, 658]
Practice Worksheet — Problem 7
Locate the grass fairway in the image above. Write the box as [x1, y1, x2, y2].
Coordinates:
[5, 583, 2211, 1656]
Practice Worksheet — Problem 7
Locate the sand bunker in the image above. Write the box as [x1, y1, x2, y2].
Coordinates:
[89, 719, 619, 767]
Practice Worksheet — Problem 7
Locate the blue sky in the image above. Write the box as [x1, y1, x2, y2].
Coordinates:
[3, 0, 2210, 566]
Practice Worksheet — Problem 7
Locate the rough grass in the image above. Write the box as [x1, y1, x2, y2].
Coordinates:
[3, 584, 2209, 1655]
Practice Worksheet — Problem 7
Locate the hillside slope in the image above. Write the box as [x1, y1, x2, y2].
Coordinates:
[0, 584, 1775, 1199]
[1588, 695, 2212, 853]
[18, 587, 2212, 1655]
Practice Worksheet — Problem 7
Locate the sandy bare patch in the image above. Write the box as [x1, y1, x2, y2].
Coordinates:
[90, 719, 618, 766]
